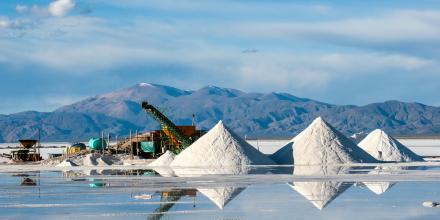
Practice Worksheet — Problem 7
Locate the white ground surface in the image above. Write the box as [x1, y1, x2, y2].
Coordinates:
[0, 137, 439, 162]
[248, 139, 440, 156]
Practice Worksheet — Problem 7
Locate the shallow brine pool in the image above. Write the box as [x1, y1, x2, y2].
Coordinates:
[0, 165, 440, 220]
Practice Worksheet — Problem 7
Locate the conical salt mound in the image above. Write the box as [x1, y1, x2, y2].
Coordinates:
[149, 151, 176, 177]
[270, 140, 294, 165]
[149, 151, 175, 167]
[171, 121, 276, 170]
[56, 160, 78, 167]
[293, 117, 377, 165]
[198, 187, 245, 209]
[358, 129, 424, 162]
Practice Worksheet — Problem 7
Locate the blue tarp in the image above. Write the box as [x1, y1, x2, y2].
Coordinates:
[141, 141, 155, 153]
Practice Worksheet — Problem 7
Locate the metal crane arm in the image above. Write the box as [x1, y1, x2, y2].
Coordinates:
[141, 101, 193, 149]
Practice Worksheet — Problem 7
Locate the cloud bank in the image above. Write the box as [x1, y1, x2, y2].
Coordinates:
[48, 0, 76, 17]
[1, 1, 440, 113]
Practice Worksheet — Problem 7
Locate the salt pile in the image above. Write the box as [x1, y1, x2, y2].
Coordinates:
[149, 151, 175, 167]
[270, 138, 295, 165]
[170, 121, 265, 209]
[358, 129, 424, 162]
[293, 117, 377, 165]
[56, 160, 78, 167]
[170, 121, 275, 173]
[291, 165, 353, 210]
[82, 153, 123, 166]
[148, 151, 176, 177]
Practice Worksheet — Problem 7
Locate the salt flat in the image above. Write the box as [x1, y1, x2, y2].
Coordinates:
[1, 138, 439, 160]
[1, 137, 440, 219]
[1, 164, 440, 220]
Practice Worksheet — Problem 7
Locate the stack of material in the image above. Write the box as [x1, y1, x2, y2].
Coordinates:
[148, 151, 176, 177]
[56, 160, 78, 167]
[170, 121, 275, 173]
[293, 117, 377, 165]
[358, 129, 424, 162]
[82, 153, 123, 166]
[149, 151, 175, 167]
[170, 121, 272, 209]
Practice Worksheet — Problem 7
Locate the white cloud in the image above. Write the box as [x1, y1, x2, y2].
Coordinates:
[229, 10, 440, 49]
[15, 5, 29, 13]
[0, 17, 10, 28]
[1, 6, 439, 102]
[48, 0, 75, 17]
[0, 14, 436, 92]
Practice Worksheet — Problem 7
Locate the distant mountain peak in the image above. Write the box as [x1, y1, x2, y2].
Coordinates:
[3, 83, 440, 142]
[196, 85, 244, 97]
[138, 82, 154, 87]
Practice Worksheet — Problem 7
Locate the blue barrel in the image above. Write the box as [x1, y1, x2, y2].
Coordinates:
[88, 138, 107, 150]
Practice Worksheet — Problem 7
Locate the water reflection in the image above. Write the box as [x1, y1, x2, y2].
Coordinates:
[290, 165, 355, 210]
[362, 165, 427, 195]
[362, 166, 398, 195]
[171, 166, 251, 210]
[3, 164, 437, 219]
[147, 189, 197, 220]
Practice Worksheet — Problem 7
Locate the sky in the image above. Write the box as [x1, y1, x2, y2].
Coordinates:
[1, 0, 440, 114]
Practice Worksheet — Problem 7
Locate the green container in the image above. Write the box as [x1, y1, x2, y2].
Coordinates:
[141, 141, 155, 153]
[88, 138, 107, 150]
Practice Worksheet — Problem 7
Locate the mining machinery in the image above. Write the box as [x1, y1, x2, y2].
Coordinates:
[141, 101, 204, 154]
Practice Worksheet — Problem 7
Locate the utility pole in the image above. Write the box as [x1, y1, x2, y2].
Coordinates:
[130, 129, 133, 159]
[115, 135, 118, 153]
[101, 131, 104, 154]
[107, 132, 110, 154]
[136, 130, 139, 156]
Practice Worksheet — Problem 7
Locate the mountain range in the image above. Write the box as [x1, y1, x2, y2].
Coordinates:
[1, 83, 440, 142]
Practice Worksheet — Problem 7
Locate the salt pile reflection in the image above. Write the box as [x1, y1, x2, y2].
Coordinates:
[290, 165, 356, 210]
[1, 164, 440, 219]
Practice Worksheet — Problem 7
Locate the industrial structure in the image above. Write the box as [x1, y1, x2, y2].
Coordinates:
[112, 101, 205, 158]
[0, 100, 205, 163]
[1, 139, 42, 162]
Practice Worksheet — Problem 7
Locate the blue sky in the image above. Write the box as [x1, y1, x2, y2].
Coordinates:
[1, 0, 440, 114]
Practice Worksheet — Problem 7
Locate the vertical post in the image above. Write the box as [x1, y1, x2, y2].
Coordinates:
[37, 129, 41, 158]
[136, 130, 139, 156]
[107, 132, 110, 154]
[130, 129, 133, 159]
[116, 135, 118, 154]
[124, 137, 127, 154]
[101, 131, 104, 154]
